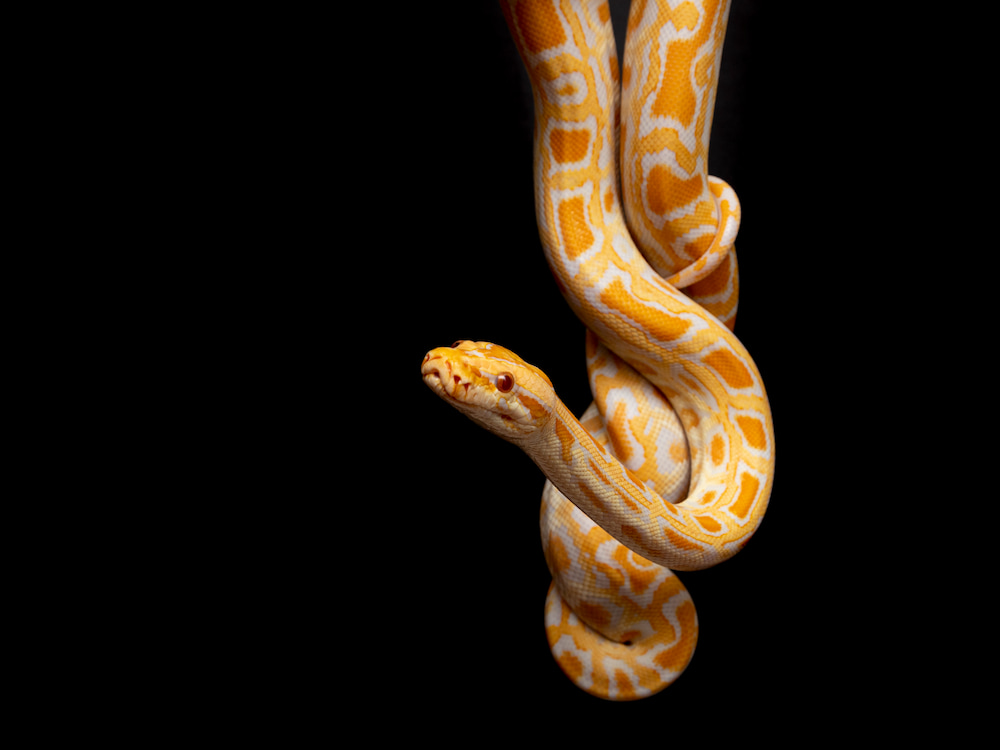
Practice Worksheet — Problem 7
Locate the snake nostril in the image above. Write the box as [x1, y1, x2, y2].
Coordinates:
[453, 375, 462, 384]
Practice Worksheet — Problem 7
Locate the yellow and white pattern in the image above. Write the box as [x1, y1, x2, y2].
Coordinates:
[422, 0, 774, 701]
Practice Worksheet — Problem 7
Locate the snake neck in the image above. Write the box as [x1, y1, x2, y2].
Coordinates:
[527, 399, 676, 559]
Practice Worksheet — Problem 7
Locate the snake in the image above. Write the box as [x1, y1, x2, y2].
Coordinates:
[421, 0, 774, 701]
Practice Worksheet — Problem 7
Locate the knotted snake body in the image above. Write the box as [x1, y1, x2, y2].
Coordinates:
[422, 0, 774, 700]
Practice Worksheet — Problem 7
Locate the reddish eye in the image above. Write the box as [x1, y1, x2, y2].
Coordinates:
[451, 340, 464, 348]
[497, 372, 515, 393]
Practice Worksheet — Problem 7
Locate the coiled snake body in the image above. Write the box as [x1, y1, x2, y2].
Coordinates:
[422, 0, 774, 700]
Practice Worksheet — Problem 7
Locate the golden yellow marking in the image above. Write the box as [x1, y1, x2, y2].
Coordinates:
[703, 348, 754, 389]
[670, 441, 687, 464]
[558, 196, 595, 259]
[736, 415, 768, 450]
[729, 472, 760, 520]
[620, 523, 646, 549]
[646, 165, 704, 215]
[624, 562, 657, 595]
[515, 0, 566, 54]
[641, 128, 697, 175]
[679, 408, 699, 430]
[608, 401, 634, 463]
[555, 418, 576, 463]
[710, 434, 725, 465]
[649, 3, 703, 125]
[614, 670, 636, 699]
[663, 526, 703, 552]
[652, 600, 696, 671]
[519, 392, 549, 422]
[599, 278, 692, 342]
[550, 128, 591, 164]
[547, 534, 571, 574]
[689, 251, 733, 296]
[694, 514, 722, 533]
[557, 650, 585, 682]
[577, 479, 607, 513]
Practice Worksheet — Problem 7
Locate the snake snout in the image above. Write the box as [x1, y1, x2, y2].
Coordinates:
[422, 351, 469, 401]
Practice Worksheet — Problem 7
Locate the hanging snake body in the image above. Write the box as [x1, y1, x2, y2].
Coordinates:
[422, 0, 774, 700]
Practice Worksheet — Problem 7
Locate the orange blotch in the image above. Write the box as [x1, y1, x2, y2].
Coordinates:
[736, 415, 768, 450]
[652, 600, 696, 671]
[556, 650, 585, 682]
[694, 52, 713, 87]
[729, 472, 760, 520]
[515, 0, 566, 54]
[577, 480, 607, 513]
[679, 408, 700, 430]
[546, 534, 572, 574]
[650, 57, 696, 126]
[620, 523, 646, 550]
[597, 1, 610, 24]
[613, 670, 637, 700]
[703, 348, 754, 389]
[599, 279, 692, 342]
[694, 514, 722, 533]
[669, 441, 687, 464]
[519, 392, 549, 422]
[649, 3, 702, 124]
[688, 252, 734, 297]
[710, 434, 725, 465]
[678, 375, 702, 396]
[607, 401, 634, 463]
[555, 419, 576, 462]
[550, 128, 591, 164]
[604, 188, 614, 213]
[669, 2, 701, 31]
[626, 563, 658, 595]
[646, 165, 705, 216]
[682, 232, 714, 263]
[644, 128, 696, 174]
[663, 527, 703, 552]
[558, 196, 595, 259]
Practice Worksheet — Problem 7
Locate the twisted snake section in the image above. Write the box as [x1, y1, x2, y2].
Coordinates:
[500, 0, 774, 700]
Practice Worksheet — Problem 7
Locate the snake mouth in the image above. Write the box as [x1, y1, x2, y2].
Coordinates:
[421, 352, 470, 403]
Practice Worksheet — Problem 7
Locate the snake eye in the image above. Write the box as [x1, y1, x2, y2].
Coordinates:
[496, 372, 515, 393]
[451, 340, 463, 348]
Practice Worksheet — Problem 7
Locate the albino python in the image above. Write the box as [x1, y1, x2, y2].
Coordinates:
[422, 0, 774, 700]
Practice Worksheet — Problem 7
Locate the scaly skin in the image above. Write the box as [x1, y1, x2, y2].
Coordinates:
[422, 1, 774, 700]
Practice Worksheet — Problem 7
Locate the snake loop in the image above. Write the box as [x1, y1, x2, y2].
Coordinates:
[422, 0, 774, 700]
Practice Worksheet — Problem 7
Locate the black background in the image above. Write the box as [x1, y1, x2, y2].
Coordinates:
[215, 0, 979, 739]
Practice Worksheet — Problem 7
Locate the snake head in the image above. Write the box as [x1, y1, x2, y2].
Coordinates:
[421, 340, 556, 443]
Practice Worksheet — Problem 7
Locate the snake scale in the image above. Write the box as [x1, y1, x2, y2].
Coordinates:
[422, 0, 774, 700]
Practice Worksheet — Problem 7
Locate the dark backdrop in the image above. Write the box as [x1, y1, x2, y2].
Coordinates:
[236, 0, 967, 737]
